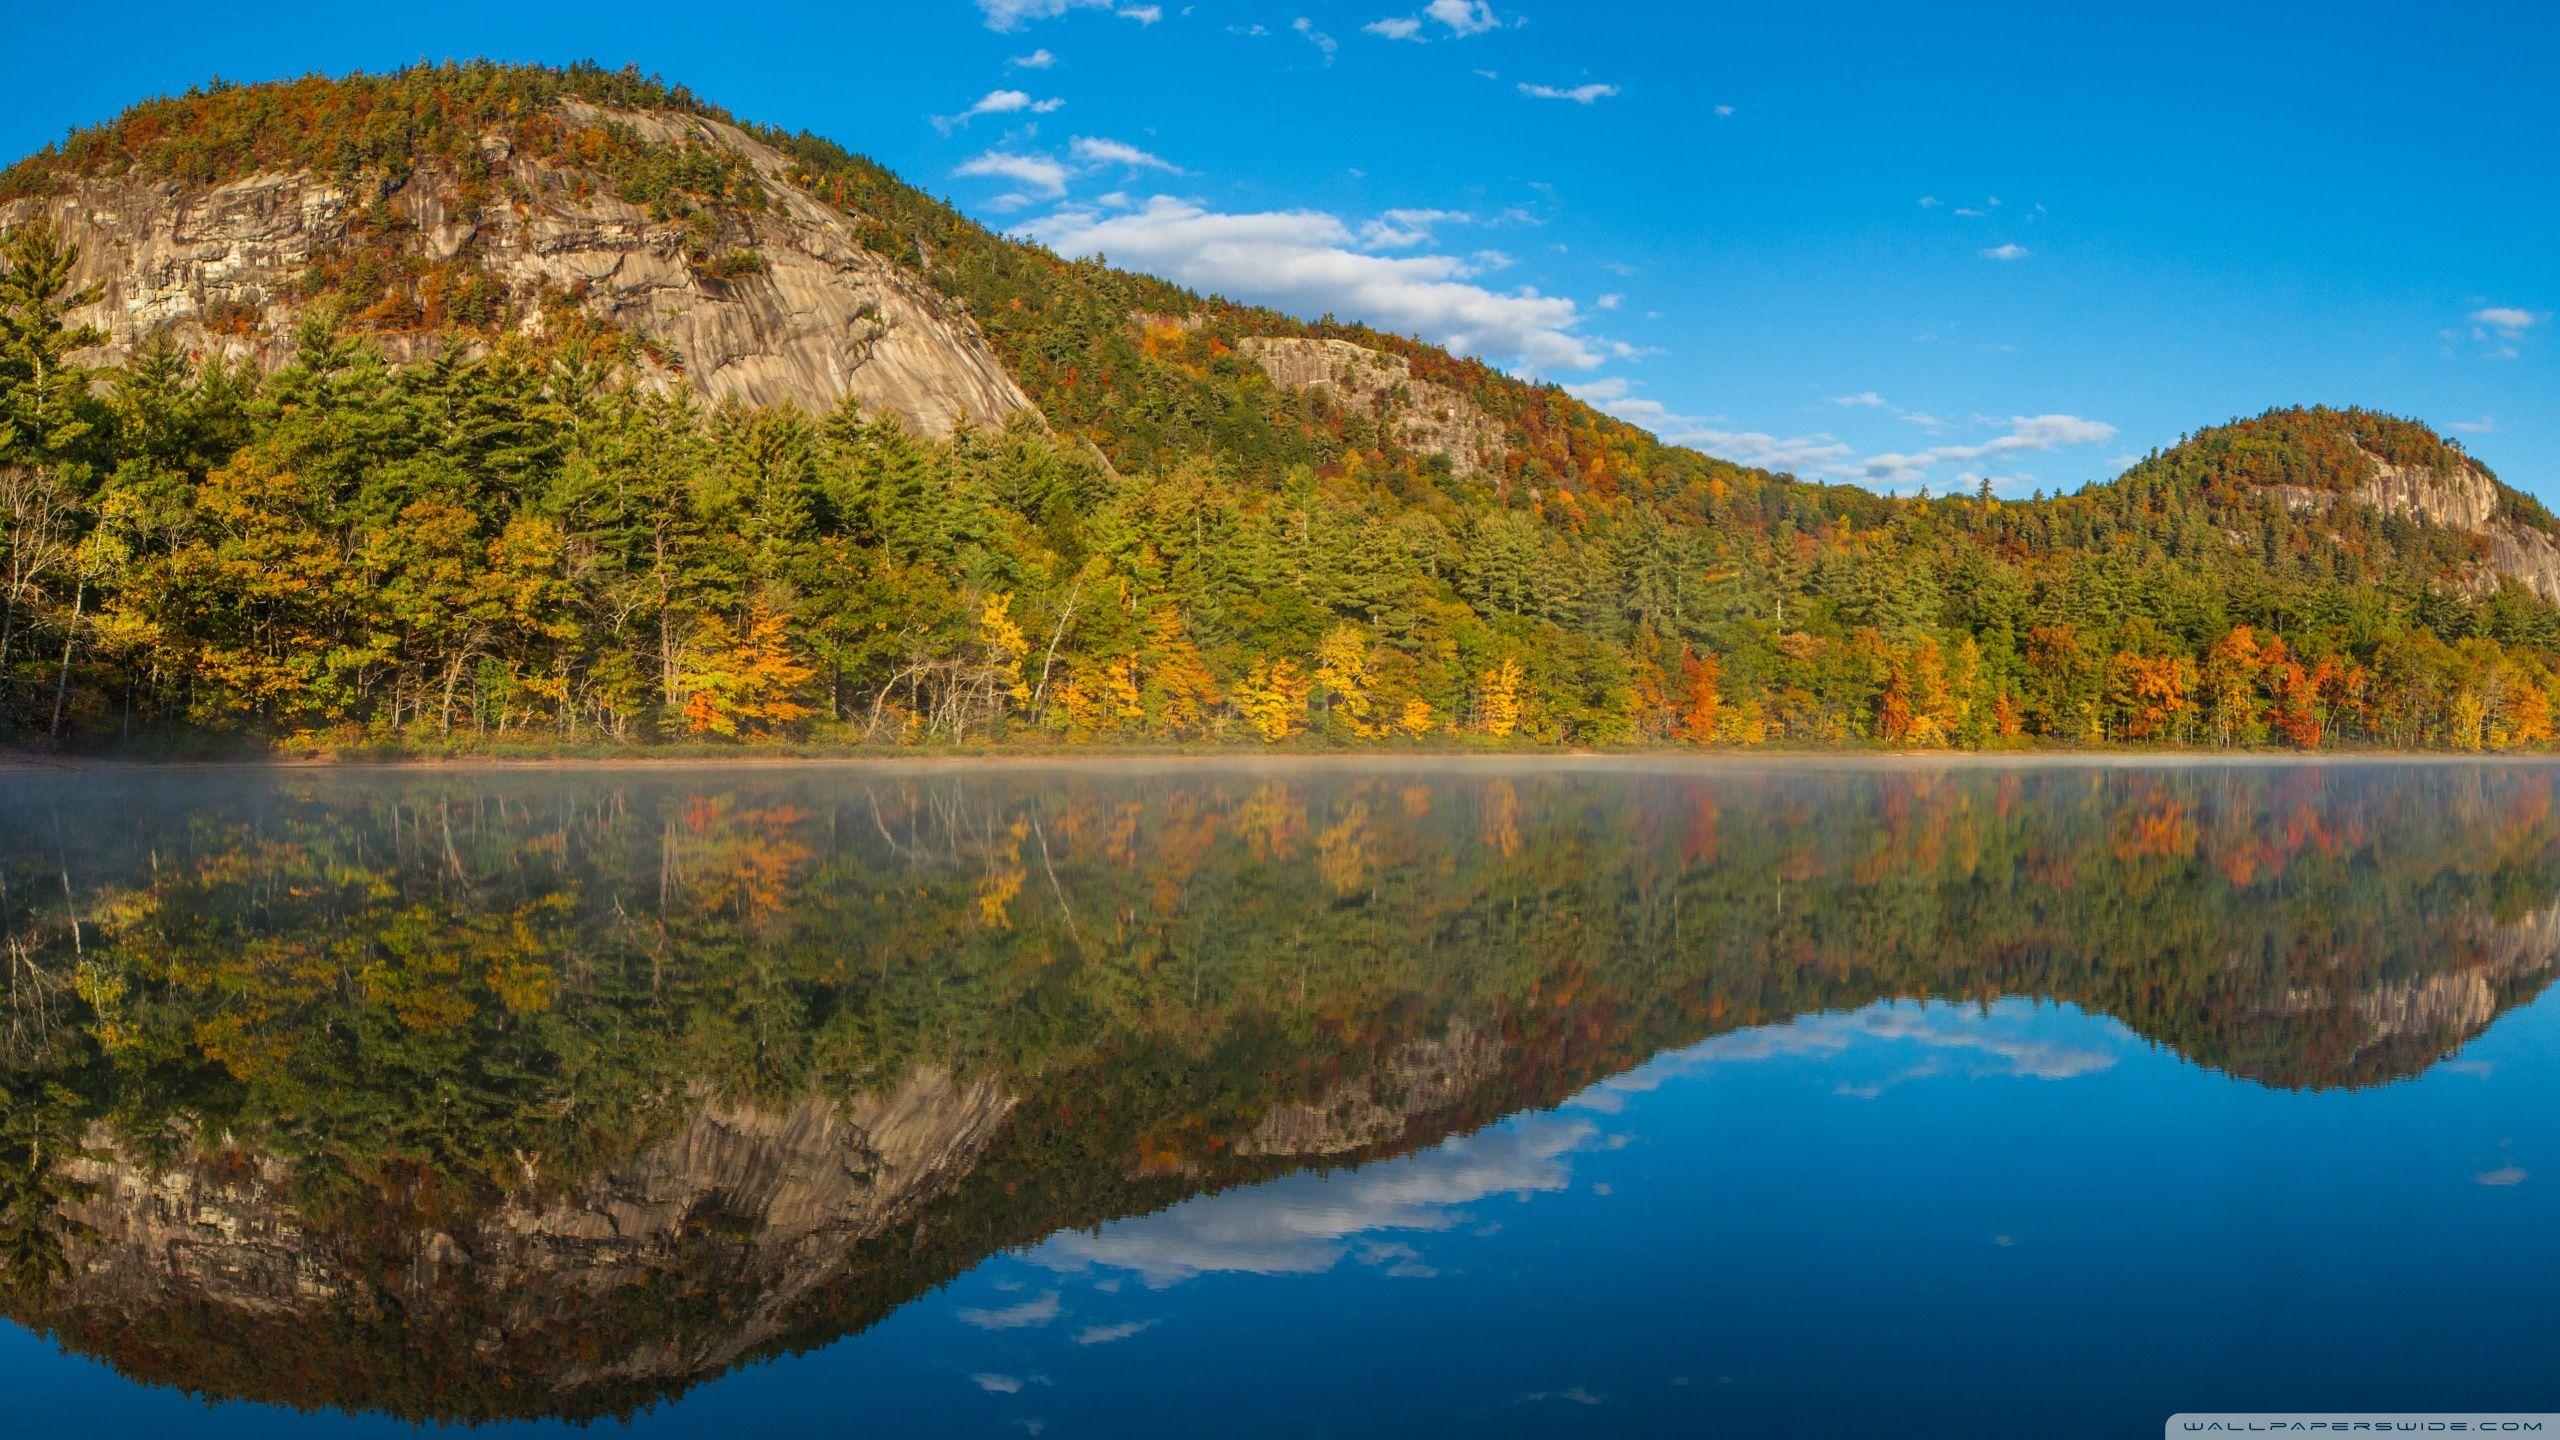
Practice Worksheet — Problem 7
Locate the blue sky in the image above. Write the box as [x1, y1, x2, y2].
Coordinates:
[5, 1, 2554, 497]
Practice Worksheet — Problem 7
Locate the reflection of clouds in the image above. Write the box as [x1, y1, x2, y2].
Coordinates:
[973, 1373, 1025, 1394]
[1029, 1115, 1594, 1287]
[957, 1291, 1062, 1329]
[1072, 1318, 1159, 1345]
[2477, 1165, 2528, 1187]
[1575, 1000, 2119, 1107]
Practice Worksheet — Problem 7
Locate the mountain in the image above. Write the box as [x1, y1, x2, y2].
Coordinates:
[3, 62, 2560, 752]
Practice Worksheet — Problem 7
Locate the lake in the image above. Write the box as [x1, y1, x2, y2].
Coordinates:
[0, 758, 2554, 1437]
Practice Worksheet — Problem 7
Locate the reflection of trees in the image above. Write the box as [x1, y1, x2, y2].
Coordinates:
[0, 762, 2556, 1418]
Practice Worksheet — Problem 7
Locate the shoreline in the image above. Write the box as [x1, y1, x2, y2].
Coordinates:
[8, 745, 2560, 775]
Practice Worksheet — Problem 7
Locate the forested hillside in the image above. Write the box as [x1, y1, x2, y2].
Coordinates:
[3, 63, 2558, 753]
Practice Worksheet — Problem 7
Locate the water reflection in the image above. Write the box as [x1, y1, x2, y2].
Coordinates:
[0, 759, 2554, 1424]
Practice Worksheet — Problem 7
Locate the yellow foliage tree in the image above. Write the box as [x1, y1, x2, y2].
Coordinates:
[1235, 657, 1310, 742]
[681, 602, 813, 738]
[978, 592, 1032, 708]
[1478, 656, 1525, 738]
[1314, 622, 1386, 738]
[1141, 609, 1220, 736]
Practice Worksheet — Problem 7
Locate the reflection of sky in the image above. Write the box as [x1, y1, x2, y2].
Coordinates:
[7, 995, 2554, 1438]
[1019, 1000, 2121, 1296]
[1026, 1113, 1595, 1287]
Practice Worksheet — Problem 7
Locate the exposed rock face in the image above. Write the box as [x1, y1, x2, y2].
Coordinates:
[1236, 1019, 1500, 1157]
[1239, 336, 1506, 479]
[2274, 452, 2560, 601]
[47, 1066, 1014, 1397]
[1, 104, 1035, 438]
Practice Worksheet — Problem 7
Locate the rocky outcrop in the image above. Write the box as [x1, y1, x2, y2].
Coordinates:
[1238, 336, 1506, 478]
[1, 104, 1036, 438]
[1236, 1019, 1501, 1157]
[2273, 452, 2560, 601]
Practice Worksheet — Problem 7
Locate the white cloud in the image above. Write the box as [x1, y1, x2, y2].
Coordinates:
[1596, 292, 1623, 310]
[1575, 380, 2112, 488]
[1980, 243, 2030, 261]
[2471, 306, 2540, 336]
[1714, 104, 1735, 117]
[1072, 135, 1180, 172]
[956, 1291, 1064, 1329]
[1520, 81, 1619, 103]
[1366, 1, 1503, 41]
[1850, 413, 2116, 486]
[972, 1374, 1026, 1394]
[1022, 196, 1603, 371]
[1009, 47, 1058, 67]
[978, 0, 1106, 28]
[1918, 196, 1942, 208]
[1359, 207, 1472, 248]
[1294, 15, 1338, 58]
[957, 150, 1073, 197]
[1120, 3, 1162, 21]
[947, 89, 1066, 128]
[1426, 0, 1504, 34]
[2446, 416, 2497, 434]
[2477, 1165, 2528, 1187]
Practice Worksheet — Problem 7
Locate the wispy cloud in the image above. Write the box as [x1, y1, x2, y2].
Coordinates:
[1294, 15, 1338, 59]
[1364, 0, 1504, 41]
[1519, 81, 1620, 104]
[1574, 380, 2111, 488]
[1071, 135, 1180, 172]
[956, 150, 1074, 197]
[1023, 197, 1604, 371]
[978, 0, 1158, 28]
[1979, 243, 2030, 261]
[1426, 0, 1504, 34]
[937, 88, 1065, 132]
[1008, 47, 1058, 68]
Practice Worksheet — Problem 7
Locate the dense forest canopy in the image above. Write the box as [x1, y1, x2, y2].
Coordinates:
[4, 63, 2560, 752]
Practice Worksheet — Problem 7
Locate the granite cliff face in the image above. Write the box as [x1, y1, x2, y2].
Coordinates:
[0, 103, 1035, 437]
[2275, 451, 2560, 601]
[1238, 336, 1506, 478]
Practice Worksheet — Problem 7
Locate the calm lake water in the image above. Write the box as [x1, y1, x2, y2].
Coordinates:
[0, 759, 2554, 1437]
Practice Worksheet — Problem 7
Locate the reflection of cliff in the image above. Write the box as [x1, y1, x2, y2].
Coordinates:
[2256, 902, 2560, 1088]
[8, 763, 2560, 1420]
[37, 1069, 1012, 1419]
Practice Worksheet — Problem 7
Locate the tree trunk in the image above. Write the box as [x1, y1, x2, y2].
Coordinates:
[48, 578, 83, 739]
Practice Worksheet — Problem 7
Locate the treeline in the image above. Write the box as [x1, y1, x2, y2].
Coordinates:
[7, 101, 2560, 749]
